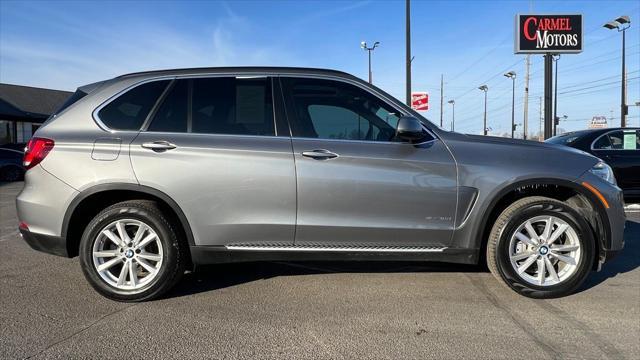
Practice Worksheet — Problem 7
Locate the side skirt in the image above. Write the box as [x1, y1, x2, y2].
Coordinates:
[190, 245, 478, 266]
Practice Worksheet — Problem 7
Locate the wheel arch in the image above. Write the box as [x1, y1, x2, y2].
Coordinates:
[62, 183, 195, 258]
[476, 178, 610, 270]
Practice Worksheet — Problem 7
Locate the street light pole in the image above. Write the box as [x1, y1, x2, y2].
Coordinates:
[604, 16, 631, 128]
[448, 100, 455, 132]
[360, 41, 380, 84]
[406, 0, 412, 106]
[478, 85, 488, 135]
[503, 71, 516, 138]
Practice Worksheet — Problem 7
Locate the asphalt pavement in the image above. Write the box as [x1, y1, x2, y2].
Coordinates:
[1, 181, 639, 359]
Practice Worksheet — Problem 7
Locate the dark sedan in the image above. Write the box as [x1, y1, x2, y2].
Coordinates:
[0, 146, 25, 181]
[547, 128, 640, 202]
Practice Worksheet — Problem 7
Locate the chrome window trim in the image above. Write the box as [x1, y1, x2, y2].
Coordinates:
[93, 74, 279, 136]
[590, 129, 639, 151]
[92, 76, 176, 134]
[92, 70, 439, 143]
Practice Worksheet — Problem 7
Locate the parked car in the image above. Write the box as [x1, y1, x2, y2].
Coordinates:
[17, 67, 625, 301]
[547, 128, 640, 203]
[0, 147, 25, 181]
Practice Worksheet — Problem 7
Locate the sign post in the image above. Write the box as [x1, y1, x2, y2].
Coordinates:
[515, 14, 583, 139]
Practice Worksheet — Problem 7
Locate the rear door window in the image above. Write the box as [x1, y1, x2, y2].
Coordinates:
[147, 80, 188, 133]
[98, 80, 170, 131]
[191, 77, 275, 136]
[145, 77, 276, 136]
[592, 130, 639, 150]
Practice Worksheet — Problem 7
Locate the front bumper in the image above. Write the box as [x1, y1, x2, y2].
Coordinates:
[577, 172, 626, 267]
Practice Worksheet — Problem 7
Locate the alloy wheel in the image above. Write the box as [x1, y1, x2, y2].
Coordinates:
[92, 219, 164, 291]
[508, 215, 582, 286]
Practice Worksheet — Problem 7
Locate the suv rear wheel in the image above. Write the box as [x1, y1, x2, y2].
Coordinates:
[487, 196, 595, 298]
[79, 200, 187, 301]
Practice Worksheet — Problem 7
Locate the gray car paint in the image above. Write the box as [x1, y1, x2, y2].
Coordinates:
[15, 67, 626, 265]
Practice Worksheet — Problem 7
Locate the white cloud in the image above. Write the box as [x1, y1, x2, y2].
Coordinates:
[0, 2, 295, 90]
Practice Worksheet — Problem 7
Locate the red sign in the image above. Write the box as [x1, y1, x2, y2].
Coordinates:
[411, 92, 429, 111]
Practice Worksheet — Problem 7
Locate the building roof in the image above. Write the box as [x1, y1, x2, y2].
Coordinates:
[0, 83, 73, 120]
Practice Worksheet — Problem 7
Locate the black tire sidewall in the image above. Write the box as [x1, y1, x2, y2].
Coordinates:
[495, 200, 595, 298]
[79, 202, 180, 301]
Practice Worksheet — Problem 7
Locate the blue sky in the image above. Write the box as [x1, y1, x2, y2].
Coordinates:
[0, 0, 638, 135]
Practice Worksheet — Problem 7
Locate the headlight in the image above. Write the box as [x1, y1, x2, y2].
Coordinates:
[589, 161, 616, 185]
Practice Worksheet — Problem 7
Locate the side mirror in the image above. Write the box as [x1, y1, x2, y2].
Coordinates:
[396, 116, 425, 142]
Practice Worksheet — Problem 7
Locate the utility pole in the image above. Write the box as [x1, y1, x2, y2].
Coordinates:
[621, 21, 627, 127]
[543, 54, 553, 139]
[523, 0, 532, 140]
[553, 55, 560, 136]
[440, 74, 444, 128]
[405, 0, 412, 106]
[523, 55, 530, 139]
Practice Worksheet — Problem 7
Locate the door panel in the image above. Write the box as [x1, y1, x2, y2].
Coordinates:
[129, 76, 296, 246]
[280, 76, 457, 247]
[292, 138, 457, 247]
[591, 129, 640, 194]
[130, 133, 296, 246]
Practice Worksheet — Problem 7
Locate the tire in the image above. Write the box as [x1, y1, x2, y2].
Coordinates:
[487, 196, 595, 299]
[79, 200, 187, 302]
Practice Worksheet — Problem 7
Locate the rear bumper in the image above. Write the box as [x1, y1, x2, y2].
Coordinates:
[15, 165, 78, 238]
[20, 227, 69, 257]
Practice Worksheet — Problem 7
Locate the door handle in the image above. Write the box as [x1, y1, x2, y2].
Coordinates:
[301, 149, 339, 160]
[141, 141, 177, 151]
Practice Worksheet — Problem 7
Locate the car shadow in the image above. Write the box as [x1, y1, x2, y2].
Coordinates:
[165, 260, 483, 299]
[578, 218, 640, 292]
[164, 219, 639, 300]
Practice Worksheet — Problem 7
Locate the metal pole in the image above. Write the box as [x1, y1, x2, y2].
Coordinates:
[621, 28, 626, 127]
[523, 55, 530, 140]
[544, 54, 553, 139]
[368, 50, 372, 84]
[452, 102, 455, 131]
[553, 56, 559, 136]
[483, 91, 487, 135]
[440, 74, 444, 128]
[511, 77, 515, 138]
[539, 96, 543, 141]
[405, 0, 411, 106]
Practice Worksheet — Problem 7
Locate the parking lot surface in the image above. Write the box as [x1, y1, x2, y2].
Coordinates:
[1, 181, 639, 359]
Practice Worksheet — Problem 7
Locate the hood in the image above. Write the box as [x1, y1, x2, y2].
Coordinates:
[453, 133, 597, 159]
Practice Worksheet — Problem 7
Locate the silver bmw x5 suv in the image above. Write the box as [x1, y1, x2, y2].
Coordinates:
[17, 67, 625, 301]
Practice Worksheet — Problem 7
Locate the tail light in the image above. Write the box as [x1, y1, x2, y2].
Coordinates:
[23, 137, 55, 170]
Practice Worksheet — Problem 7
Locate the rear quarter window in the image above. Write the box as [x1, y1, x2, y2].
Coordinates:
[98, 80, 170, 131]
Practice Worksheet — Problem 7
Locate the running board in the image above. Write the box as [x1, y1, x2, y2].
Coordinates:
[225, 244, 447, 253]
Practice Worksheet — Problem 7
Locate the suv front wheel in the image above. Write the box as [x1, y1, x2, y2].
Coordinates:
[79, 200, 187, 302]
[487, 196, 595, 298]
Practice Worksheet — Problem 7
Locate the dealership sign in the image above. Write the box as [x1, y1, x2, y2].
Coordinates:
[588, 116, 608, 129]
[515, 14, 583, 53]
[411, 92, 429, 111]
